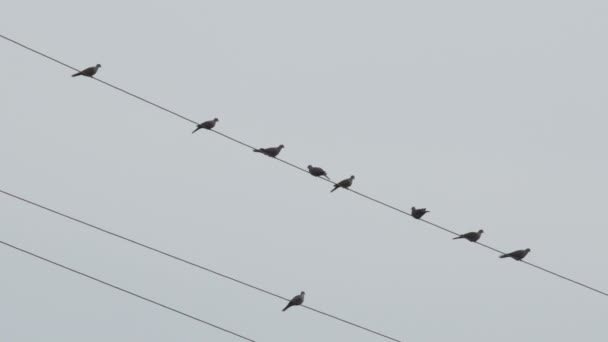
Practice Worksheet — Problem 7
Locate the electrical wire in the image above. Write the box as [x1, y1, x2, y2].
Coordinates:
[0, 188, 403, 342]
[1, 33, 607, 300]
[0, 239, 256, 342]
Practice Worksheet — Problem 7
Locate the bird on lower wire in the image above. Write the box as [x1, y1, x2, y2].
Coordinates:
[283, 291, 305, 312]
[192, 118, 219, 133]
[331, 175, 355, 192]
[411, 207, 429, 219]
[72, 64, 101, 77]
[254, 144, 284, 158]
[499, 248, 531, 261]
[308, 165, 330, 180]
[453, 230, 484, 242]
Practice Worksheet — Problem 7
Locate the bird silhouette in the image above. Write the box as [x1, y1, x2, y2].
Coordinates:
[282, 291, 305, 312]
[331, 176, 355, 192]
[499, 248, 531, 261]
[192, 118, 219, 133]
[72, 64, 101, 77]
[308, 165, 330, 180]
[253, 145, 284, 158]
[453, 230, 484, 242]
[411, 207, 429, 219]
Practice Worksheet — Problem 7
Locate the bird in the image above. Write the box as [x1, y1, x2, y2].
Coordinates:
[192, 118, 219, 133]
[283, 291, 305, 312]
[453, 230, 484, 242]
[308, 165, 330, 180]
[253, 144, 284, 158]
[72, 64, 101, 77]
[411, 207, 429, 219]
[499, 248, 531, 261]
[331, 175, 355, 192]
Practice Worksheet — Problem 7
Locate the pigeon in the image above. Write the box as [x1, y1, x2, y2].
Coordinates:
[308, 165, 330, 180]
[283, 291, 305, 312]
[453, 230, 484, 242]
[72, 64, 101, 77]
[411, 207, 429, 219]
[254, 145, 284, 158]
[192, 118, 219, 133]
[331, 175, 355, 192]
[499, 248, 531, 261]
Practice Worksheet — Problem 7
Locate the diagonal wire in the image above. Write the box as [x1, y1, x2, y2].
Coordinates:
[0, 34, 197, 125]
[1, 33, 607, 300]
[0, 188, 403, 342]
[0, 239, 256, 342]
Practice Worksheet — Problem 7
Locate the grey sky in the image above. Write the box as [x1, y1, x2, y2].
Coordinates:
[1, 1, 607, 341]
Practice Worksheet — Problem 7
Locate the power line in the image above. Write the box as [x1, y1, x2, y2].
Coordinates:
[0, 239, 256, 342]
[0, 188, 403, 342]
[1, 34, 607, 299]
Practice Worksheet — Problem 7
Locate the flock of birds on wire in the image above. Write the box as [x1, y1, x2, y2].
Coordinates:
[72, 63, 532, 312]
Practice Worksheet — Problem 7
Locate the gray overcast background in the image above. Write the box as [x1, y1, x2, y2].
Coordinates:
[1, 1, 607, 341]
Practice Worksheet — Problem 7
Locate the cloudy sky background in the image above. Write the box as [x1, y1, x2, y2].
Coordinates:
[1, 1, 607, 341]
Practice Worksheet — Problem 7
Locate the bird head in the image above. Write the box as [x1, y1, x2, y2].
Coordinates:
[213, 118, 219, 122]
[479, 229, 484, 234]
[278, 144, 285, 149]
[411, 206, 416, 211]
[307, 165, 313, 169]
[300, 291, 305, 296]
[525, 248, 531, 252]
[350, 175, 355, 179]
[96, 64, 102, 68]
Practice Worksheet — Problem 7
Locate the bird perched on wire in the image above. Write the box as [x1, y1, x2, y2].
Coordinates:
[72, 64, 101, 77]
[254, 145, 284, 158]
[283, 291, 305, 312]
[499, 248, 531, 261]
[192, 118, 219, 133]
[331, 175, 354, 193]
[308, 165, 330, 180]
[411, 207, 429, 219]
[453, 230, 484, 242]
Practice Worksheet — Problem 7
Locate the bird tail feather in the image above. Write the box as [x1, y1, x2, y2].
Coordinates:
[192, 127, 201, 134]
[499, 254, 509, 258]
[282, 303, 292, 312]
[453, 236, 462, 240]
[71, 72, 81, 77]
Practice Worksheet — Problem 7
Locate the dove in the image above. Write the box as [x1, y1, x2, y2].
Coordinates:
[453, 230, 484, 242]
[72, 64, 101, 77]
[499, 248, 531, 261]
[331, 175, 355, 192]
[283, 291, 305, 312]
[254, 145, 284, 158]
[308, 165, 330, 180]
[192, 118, 219, 133]
[411, 207, 429, 219]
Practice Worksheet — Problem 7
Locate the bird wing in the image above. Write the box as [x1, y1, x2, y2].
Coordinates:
[513, 250, 527, 259]
[292, 294, 304, 305]
[82, 66, 96, 75]
[311, 167, 325, 176]
[463, 232, 477, 239]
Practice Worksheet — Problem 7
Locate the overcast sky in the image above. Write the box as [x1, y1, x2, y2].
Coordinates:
[1, 1, 607, 341]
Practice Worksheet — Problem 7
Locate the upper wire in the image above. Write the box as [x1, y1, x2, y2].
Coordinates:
[1, 33, 606, 300]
